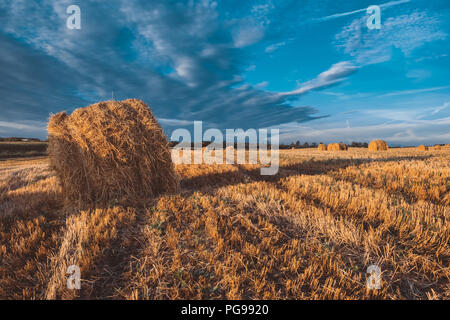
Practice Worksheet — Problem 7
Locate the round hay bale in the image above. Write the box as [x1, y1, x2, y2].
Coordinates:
[48, 99, 179, 207]
[317, 143, 327, 151]
[368, 140, 388, 151]
[203, 146, 216, 157]
[434, 145, 441, 150]
[327, 143, 347, 151]
[417, 145, 428, 151]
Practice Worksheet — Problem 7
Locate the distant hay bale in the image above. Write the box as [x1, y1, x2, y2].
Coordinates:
[203, 146, 216, 157]
[317, 143, 327, 151]
[418, 145, 428, 151]
[368, 139, 388, 151]
[434, 145, 441, 150]
[48, 99, 179, 207]
[327, 143, 348, 151]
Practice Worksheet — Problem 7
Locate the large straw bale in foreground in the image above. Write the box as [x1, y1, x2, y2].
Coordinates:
[368, 139, 389, 151]
[418, 145, 428, 151]
[48, 99, 179, 206]
[317, 143, 327, 151]
[327, 143, 348, 151]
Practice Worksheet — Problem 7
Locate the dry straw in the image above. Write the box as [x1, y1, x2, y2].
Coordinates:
[368, 139, 389, 151]
[327, 143, 348, 151]
[434, 145, 441, 150]
[48, 99, 179, 207]
[418, 145, 428, 151]
[317, 143, 327, 151]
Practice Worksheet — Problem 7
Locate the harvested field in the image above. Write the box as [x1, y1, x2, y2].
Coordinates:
[0, 147, 449, 299]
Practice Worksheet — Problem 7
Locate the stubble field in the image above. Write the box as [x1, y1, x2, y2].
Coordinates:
[0, 147, 449, 300]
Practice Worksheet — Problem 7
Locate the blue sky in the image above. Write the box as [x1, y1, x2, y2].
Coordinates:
[0, 0, 449, 145]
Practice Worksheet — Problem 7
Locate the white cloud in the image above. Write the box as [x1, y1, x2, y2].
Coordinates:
[379, 85, 450, 97]
[0, 120, 47, 138]
[364, 109, 424, 122]
[335, 11, 447, 65]
[361, 101, 450, 122]
[0, 121, 44, 131]
[255, 81, 269, 88]
[406, 69, 432, 81]
[277, 117, 450, 146]
[265, 41, 286, 53]
[431, 102, 450, 115]
[232, 22, 265, 48]
[158, 118, 194, 126]
[415, 53, 448, 63]
[315, 0, 410, 23]
[278, 61, 358, 97]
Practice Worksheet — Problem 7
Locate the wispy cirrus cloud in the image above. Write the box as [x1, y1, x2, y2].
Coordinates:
[0, 120, 48, 137]
[265, 41, 286, 53]
[335, 11, 447, 65]
[232, 21, 266, 48]
[431, 102, 450, 115]
[158, 118, 194, 126]
[379, 85, 450, 97]
[314, 0, 410, 23]
[278, 61, 358, 97]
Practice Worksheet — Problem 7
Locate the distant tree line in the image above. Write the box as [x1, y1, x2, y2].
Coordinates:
[168, 140, 371, 149]
[0, 137, 43, 142]
[284, 141, 369, 149]
[169, 141, 279, 149]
